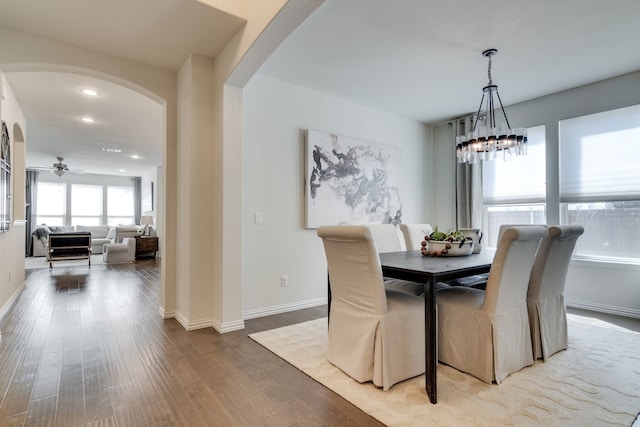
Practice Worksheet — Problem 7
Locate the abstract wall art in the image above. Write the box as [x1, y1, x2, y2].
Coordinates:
[305, 129, 403, 228]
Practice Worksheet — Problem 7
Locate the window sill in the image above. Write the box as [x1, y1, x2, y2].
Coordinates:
[571, 256, 640, 271]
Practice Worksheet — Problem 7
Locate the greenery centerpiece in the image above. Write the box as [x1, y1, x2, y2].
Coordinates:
[421, 226, 474, 257]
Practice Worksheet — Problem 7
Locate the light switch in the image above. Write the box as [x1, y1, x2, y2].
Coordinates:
[255, 212, 263, 224]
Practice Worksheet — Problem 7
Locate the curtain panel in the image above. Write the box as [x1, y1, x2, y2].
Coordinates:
[455, 116, 483, 229]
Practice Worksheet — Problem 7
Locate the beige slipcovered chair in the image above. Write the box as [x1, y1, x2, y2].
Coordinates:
[436, 226, 547, 384]
[400, 223, 433, 250]
[102, 238, 136, 263]
[368, 224, 425, 296]
[317, 225, 425, 390]
[368, 224, 406, 252]
[527, 225, 584, 361]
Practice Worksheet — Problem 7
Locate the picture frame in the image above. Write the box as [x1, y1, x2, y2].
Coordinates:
[304, 129, 403, 229]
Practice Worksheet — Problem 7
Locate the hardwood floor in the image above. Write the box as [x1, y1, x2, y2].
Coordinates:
[1, 262, 382, 426]
[2, 262, 638, 426]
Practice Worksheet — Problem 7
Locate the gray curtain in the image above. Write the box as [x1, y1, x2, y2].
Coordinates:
[25, 169, 38, 256]
[455, 117, 484, 229]
[133, 177, 142, 224]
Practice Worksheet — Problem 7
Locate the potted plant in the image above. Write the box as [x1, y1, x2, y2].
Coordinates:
[421, 226, 474, 257]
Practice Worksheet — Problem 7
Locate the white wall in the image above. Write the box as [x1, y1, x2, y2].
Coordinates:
[432, 70, 640, 318]
[0, 72, 27, 321]
[242, 73, 431, 317]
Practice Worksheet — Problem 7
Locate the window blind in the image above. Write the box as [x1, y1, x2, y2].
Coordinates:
[483, 125, 546, 204]
[559, 104, 640, 203]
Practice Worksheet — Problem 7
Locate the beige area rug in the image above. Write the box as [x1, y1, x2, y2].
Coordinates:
[249, 314, 640, 427]
[25, 254, 106, 270]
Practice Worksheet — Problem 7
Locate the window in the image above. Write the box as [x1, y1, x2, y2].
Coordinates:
[482, 125, 546, 247]
[35, 180, 137, 226]
[36, 182, 66, 226]
[560, 105, 640, 261]
[71, 184, 102, 225]
[107, 186, 134, 225]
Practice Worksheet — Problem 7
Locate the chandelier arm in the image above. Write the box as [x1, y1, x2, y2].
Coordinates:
[494, 90, 511, 130]
[472, 92, 486, 132]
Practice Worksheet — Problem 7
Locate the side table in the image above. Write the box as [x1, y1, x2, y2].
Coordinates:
[135, 236, 158, 259]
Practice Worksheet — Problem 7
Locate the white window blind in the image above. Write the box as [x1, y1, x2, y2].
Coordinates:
[483, 125, 546, 204]
[559, 104, 640, 202]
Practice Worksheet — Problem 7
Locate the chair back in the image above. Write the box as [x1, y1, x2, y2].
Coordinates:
[528, 225, 584, 301]
[368, 224, 406, 252]
[318, 225, 388, 315]
[400, 223, 433, 250]
[483, 226, 547, 313]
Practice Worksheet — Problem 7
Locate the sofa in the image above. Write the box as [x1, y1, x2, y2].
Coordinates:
[32, 224, 117, 256]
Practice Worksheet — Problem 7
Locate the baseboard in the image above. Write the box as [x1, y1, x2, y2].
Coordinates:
[159, 298, 328, 333]
[172, 311, 214, 331]
[0, 282, 26, 324]
[566, 299, 640, 319]
[159, 307, 175, 319]
[242, 297, 328, 321]
[212, 318, 245, 334]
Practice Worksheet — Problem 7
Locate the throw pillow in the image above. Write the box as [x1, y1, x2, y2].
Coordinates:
[106, 227, 116, 240]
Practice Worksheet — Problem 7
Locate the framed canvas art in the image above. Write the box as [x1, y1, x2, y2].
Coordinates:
[305, 129, 403, 228]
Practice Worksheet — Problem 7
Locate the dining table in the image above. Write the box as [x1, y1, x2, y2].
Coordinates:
[379, 249, 495, 404]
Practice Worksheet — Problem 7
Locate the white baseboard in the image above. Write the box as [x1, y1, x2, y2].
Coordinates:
[566, 299, 640, 319]
[212, 318, 245, 334]
[242, 297, 328, 320]
[0, 282, 26, 324]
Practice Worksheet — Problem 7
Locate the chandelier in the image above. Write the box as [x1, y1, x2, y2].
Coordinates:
[456, 49, 527, 164]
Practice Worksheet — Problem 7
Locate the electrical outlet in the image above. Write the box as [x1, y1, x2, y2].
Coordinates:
[281, 274, 288, 287]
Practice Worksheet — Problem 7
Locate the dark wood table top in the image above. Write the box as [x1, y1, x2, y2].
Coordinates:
[380, 249, 495, 282]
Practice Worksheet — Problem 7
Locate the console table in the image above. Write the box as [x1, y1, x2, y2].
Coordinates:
[135, 236, 158, 259]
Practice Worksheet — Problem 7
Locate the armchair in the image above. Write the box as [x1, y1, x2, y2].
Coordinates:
[102, 238, 136, 263]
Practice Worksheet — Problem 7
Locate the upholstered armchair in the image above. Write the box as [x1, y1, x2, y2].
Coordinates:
[436, 226, 547, 384]
[317, 225, 425, 390]
[102, 238, 136, 263]
[527, 225, 584, 360]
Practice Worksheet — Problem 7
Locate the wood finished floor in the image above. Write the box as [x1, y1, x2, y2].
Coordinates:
[1, 261, 382, 427]
[2, 262, 639, 426]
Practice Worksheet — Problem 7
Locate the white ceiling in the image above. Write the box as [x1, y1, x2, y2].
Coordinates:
[2, 0, 640, 176]
[259, 0, 640, 123]
[0, 0, 245, 177]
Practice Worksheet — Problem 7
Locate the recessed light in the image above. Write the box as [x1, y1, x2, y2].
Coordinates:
[131, 154, 140, 159]
[119, 169, 126, 173]
[81, 89, 99, 96]
[81, 116, 95, 123]
[101, 148, 121, 153]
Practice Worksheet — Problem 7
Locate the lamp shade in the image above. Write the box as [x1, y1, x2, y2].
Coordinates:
[140, 215, 154, 226]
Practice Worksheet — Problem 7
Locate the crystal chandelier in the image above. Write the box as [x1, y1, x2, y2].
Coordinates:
[456, 49, 527, 164]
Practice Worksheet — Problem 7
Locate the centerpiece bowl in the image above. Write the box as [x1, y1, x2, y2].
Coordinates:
[425, 240, 474, 257]
[420, 227, 475, 257]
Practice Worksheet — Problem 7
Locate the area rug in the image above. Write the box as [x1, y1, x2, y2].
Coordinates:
[249, 314, 640, 427]
[25, 254, 106, 270]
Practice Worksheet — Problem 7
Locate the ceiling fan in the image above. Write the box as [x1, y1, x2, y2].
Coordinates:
[31, 157, 84, 176]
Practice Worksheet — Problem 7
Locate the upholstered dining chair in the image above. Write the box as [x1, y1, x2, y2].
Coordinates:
[527, 225, 584, 361]
[368, 224, 406, 252]
[367, 224, 427, 296]
[317, 225, 425, 390]
[400, 223, 433, 250]
[436, 226, 547, 384]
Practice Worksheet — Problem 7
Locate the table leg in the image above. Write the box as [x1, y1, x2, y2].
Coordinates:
[425, 277, 437, 404]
